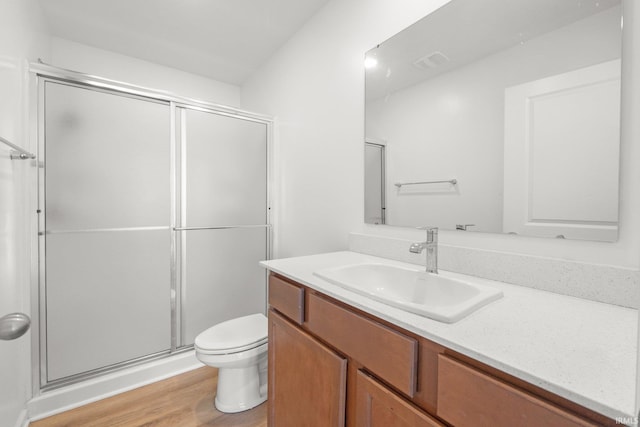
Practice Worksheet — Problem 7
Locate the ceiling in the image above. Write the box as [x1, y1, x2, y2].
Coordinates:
[38, 0, 330, 85]
[365, 0, 621, 101]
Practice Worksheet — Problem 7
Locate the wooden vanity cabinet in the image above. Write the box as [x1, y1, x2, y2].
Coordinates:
[267, 273, 440, 427]
[267, 273, 615, 427]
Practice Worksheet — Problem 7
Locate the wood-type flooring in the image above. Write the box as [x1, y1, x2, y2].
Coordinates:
[31, 367, 267, 427]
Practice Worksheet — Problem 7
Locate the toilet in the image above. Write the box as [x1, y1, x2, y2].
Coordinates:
[194, 313, 268, 413]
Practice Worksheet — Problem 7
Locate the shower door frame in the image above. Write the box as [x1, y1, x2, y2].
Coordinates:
[30, 63, 274, 393]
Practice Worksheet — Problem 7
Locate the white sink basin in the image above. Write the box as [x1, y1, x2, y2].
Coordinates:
[313, 263, 503, 323]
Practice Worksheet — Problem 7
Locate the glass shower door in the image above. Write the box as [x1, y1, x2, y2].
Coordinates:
[43, 81, 172, 383]
[179, 108, 268, 345]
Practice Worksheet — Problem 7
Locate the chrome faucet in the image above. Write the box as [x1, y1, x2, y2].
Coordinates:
[409, 227, 438, 274]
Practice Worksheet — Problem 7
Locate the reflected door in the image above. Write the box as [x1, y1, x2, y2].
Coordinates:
[179, 108, 268, 345]
[365, 142, 386, 224]
[503, 60, 620, 241]
[43, 82, 172, 383]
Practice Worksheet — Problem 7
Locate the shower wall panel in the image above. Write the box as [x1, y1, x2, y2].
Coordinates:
[182, 227, 267, 344]
[44, 83, 170, 230]
[183, 109, 267, 225]
[43, 81, 172, 383]
[180, 108, 268, 345]
[45, 230, 171, 381]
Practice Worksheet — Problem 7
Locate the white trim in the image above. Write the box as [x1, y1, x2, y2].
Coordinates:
[30, 61, 273, 123]
[27, 350, 202, 422]
[14, 409, 29, 427]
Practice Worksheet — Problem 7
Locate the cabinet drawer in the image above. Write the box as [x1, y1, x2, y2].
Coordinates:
[306, 292, 418, 397]
[437, 355, 598, 427]
[356, 370, 444, 427]
[269, 274, 304, 325]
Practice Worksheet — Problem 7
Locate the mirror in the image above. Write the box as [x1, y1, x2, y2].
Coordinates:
[365, 0, 622, 241]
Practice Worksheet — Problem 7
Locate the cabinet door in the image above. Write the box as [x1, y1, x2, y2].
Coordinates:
[355, 371, 443, 427]
[269, 310, 347, 427]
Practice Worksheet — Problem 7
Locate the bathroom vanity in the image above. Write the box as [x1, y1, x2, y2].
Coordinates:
[261, 252, 637, 427]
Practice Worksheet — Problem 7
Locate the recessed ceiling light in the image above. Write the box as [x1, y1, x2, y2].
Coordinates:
[364, 57, 378, 69]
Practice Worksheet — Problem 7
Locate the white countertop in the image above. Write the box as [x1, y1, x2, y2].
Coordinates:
[260, 251, 638, 421]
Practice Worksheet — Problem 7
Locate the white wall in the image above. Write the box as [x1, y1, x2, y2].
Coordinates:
[0, 1, 50, 426]
[367, 60, 504, 231]
[242, 0, 452, 257]
[242, 0, 640, 269]
[367, 7, 620, 233]
[51, 38, 242, 108]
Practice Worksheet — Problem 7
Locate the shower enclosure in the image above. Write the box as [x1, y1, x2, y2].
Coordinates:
[35, 68, 271, 389]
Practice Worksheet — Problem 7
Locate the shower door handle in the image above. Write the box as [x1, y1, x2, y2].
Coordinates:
[0, 312, 31, 340]
[173, 225, 272, 231]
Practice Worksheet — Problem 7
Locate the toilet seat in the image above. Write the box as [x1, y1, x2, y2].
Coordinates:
[195, 313, 267, 355]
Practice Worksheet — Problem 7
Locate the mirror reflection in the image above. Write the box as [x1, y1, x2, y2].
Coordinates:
[364, 0, 622, 241]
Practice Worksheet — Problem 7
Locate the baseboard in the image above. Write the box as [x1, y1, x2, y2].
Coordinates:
[28, 350, 203, 422]
[15, 409, 29, 427]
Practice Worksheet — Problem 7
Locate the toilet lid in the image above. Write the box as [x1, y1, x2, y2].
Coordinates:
[195, 313, 267, 353]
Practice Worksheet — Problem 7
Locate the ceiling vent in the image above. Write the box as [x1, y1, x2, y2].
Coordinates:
[412, 51, 450, 70]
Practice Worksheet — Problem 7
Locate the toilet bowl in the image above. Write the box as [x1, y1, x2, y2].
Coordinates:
[194, 313, 268, 413]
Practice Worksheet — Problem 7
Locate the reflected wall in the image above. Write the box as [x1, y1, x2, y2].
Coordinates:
[365, 1, 622, 241]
